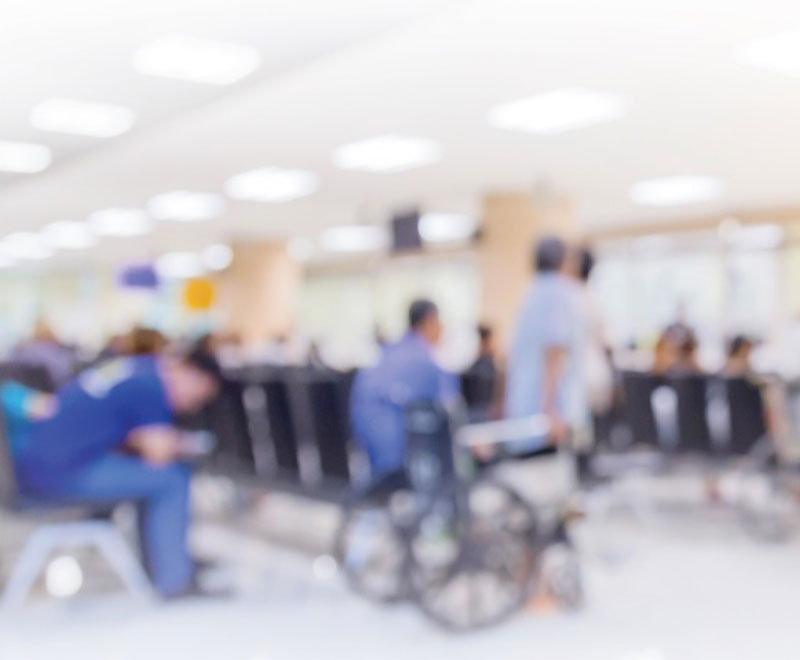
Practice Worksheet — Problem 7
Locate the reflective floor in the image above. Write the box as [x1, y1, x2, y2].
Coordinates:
[1, 487, 799, 660]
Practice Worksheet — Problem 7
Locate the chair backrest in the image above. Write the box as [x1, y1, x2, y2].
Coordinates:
[725, 377, 767, 455]
[307, 375, 351, 483]
[668, 374, 713, 454]
[0, 400, 19, 507]
[621, 371, 663, 447]
[208, 378, 256, 473]
[261, 377, 300, 478]
[404, 401, 454, 492]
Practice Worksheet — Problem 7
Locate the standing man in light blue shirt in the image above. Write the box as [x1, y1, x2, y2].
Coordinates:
[505, 236, 588, 453]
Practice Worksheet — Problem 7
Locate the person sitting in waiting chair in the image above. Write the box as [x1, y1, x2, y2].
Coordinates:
[13, 345, 223, 599]
[722, 335, 755, 377]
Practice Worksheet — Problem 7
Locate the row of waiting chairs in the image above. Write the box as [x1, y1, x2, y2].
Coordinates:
[619, 371, 767, 457]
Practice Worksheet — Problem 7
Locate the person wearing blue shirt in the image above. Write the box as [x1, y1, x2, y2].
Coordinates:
[14, 349, 222, 599]
[505, 236, 588, 454]
[350, 300, 458, 480]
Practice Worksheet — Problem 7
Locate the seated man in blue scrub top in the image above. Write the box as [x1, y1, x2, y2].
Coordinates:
[350, 299, 458, 481]
[14, 347, 222, 599]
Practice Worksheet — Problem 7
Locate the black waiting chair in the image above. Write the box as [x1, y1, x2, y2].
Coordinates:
[725, 377, 768, 456]
[0, 403, 151, 609]
[205, 378, 256, 475]
[307, 375, 351, 484]
[261, 376, 301, 480]
[621, 371, 663, 448]
[668, 374, 714, 454]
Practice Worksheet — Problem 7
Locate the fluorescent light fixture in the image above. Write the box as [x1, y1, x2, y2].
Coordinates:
[156, 251, 205, 279]
[2, 232, 53, 260]
[225, 167, 318, 203]
[134, 34, 260, 85]
[489, 88, 627, 135]
[630, 175, 723, 207]
[287, 236, 315, 262]
[88, 208, 153, 237]
[333, 135, 443, 173]
[202, 243, 233, 271]
[738, 29, 800, 76]
[41, 221, 98, 250]
[320, 225, 388, 253]
[148, 190, 224, 222]
[419, 212, 478, 243]
[0, 140, 52, 173]
[31, 98, 135, 138]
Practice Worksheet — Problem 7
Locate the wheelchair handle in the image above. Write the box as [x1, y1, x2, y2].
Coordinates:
[455, 414, 550, 448]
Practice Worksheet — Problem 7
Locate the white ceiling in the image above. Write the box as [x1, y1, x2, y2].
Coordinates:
[3, 0, 800, 265]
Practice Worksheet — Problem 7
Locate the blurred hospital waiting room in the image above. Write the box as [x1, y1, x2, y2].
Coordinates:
[3, 1, 800, 658]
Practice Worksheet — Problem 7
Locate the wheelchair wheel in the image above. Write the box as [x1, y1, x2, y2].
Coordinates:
[335, 488, 419, 603]
[409, 478, 538, 631]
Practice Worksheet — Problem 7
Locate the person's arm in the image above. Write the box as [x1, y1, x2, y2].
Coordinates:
[542, 345, 569, 444]
[127, 425, 181, 466]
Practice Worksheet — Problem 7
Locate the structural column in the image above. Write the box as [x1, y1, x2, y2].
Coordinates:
[219, 241, 301, 345]
[478, 190, 576, 349]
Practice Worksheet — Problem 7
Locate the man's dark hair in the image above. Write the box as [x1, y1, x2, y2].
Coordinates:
[477, 323, 493, 342]
[533, 236, 567, 273]
[408, 299, 438, 330]
[184, 344, 224, 386]
[728, 335, 753, 358]
[578, 246, 596, 282]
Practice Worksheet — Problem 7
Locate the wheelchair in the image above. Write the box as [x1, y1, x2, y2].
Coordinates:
[335, 402, 583, 632]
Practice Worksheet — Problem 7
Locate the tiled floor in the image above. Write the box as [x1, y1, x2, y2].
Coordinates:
[1, 494, 799, 660]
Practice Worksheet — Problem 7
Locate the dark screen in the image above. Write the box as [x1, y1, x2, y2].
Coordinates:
[391, 209, 422, 252]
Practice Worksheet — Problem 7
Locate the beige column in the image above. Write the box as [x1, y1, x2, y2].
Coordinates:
[479, 190, 576, 350]
[219, 241, 301, 345]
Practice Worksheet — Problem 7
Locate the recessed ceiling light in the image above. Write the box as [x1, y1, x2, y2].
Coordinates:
[287, 236, 315, 262]
[419, 213, 479, 243]
[0, 140, 52, 173]
[320, 225, 388, 253]
[1, 232, 53, 260]
[31, 98, 135, 138]
[629, 176, 723, 207]
[738, 29, 800, 76]
[41, 221, 98, 250]
[134, 34, 261, 85]
[333, 135, 443, 173]
[148, 190, 225, 222]
[202, 243, 233, 271]
[489, 88, 627, 135]
[88, 208, 153, 237]
[156, 251, 205, 279]
[224, 167, 318, 203]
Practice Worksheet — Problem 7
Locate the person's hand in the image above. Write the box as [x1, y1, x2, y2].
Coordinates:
[29, 394, 57, 420]
[547, 414, 570, 446]
[129, 428, 180, 466]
